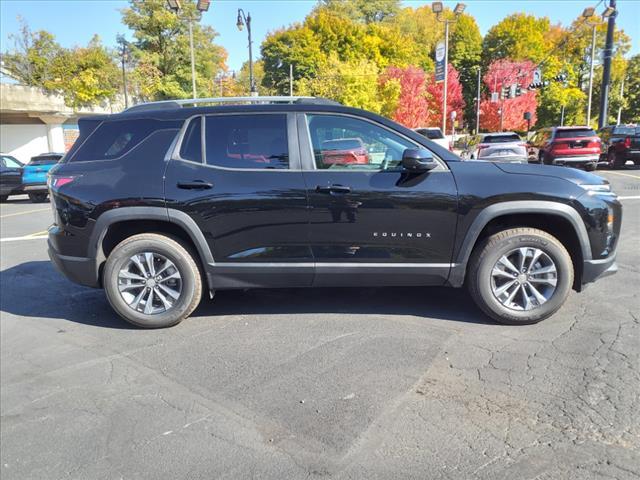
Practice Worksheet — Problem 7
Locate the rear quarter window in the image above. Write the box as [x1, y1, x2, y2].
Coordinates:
[70, 119, 163, 162]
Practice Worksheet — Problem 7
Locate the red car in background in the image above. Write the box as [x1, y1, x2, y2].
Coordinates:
[598, 124, 640, 168]
[319, 138, 370, 167]
[527, 126, 601, 171]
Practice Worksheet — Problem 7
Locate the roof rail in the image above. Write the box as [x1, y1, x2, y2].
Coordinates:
[123, 96, 341, 113]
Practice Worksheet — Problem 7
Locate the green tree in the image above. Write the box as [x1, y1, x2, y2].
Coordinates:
[482, 14, 554, 65]
[621, 55, 640, 123]
[297, 54, 382, 112]
[2, 18, 63, 88]
[314, 0, 400, 23]
[121, 0, 226, 100]
[46, 36, 120, 108]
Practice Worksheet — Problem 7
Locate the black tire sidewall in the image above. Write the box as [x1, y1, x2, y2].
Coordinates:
[104, 237, 198, 328]
[474, 233, 573, 324]
[28, 192, 48, 203]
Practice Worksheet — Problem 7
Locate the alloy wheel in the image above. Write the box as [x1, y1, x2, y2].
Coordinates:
[490, 247, 558, 311]
[117, 252, 182, 315]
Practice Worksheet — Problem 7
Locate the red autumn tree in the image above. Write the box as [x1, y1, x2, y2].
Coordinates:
[424, 64, 466, 134]
[380, 66, 429, 128]
[479, 59, 538, 132]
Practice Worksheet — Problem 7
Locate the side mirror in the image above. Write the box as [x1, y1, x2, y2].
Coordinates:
[402, 148, 436, 172]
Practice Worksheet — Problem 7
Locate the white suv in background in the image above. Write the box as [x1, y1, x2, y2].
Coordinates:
[468, 132, 527, 163]
[414, 127, 452, 151]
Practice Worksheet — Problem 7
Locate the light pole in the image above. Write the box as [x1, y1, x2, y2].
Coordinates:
[475, 66, 481, 134]
[167, 0, 210, 99]
[237, 9, 257, 96]
[432, 2, 465, 134]
[116, 34, 129, 108]
[598, 0, 617, 129]
[582, 7, 601, 127]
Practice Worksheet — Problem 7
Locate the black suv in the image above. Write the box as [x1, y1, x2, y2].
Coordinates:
[47, 97, 621, 328]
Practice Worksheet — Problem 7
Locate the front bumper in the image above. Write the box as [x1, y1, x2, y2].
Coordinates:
[582, 252, 617, 287]
[48, 237, 100, 288]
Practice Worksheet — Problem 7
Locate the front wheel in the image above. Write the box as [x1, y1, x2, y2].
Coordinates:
[467, 228, 574, 325]
[28, 192, 48, 203]
[103, 233, 203, 328]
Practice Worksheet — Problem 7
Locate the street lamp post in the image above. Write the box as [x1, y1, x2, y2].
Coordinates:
[582, 7, 600, 127]
[475, 66, 481, 134]
[432, 2, 465, 135]
[237, 9, 257, 96]
[167, 0, 210, 99]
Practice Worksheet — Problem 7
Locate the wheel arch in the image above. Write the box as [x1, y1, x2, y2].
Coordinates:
[448, 201, 591, 289]
[90, 207, 214, 287]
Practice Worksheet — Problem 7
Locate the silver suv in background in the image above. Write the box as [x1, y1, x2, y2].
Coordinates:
[414, 127, 451, 151]
[468, 132, 527, 163]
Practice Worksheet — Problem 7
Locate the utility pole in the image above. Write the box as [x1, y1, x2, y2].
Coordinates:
[582, 7, 602, 126]
[616, 75, 624, 124]
[188, 20, 196, 99]
[116, 35, 129, 109]
[289, 64, 293, 97]
[475, 66, 481, 134]
[598, 0, 617, 129]
[560, 104, 565, 126]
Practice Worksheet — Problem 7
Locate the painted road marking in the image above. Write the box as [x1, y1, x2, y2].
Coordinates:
[618, 195, 640, 200]
[0, 208, 50, 219]
[602, 171, 640, 180]
[0, 235, 48, 243]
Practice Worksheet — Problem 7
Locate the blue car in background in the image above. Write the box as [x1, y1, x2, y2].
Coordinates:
[22, 152, 64, 202]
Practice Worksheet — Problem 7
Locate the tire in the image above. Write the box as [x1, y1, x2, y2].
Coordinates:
[28, 192, 48, 203]
[0, 195, 8, 202]
[467, 227, 574, 325]
[585, 162, 596, 172]
[103, 233, 203, 328]
[607, 150, 621, 169]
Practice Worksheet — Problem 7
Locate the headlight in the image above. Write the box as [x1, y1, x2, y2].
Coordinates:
[580, 183, 616, 196]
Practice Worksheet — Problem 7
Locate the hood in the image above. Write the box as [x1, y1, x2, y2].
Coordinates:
[493, 163, 608, 186]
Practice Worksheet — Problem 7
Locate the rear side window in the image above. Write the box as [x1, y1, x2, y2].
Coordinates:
[204, 114, 289, 170]
[555, 128, 596, 139]
[416, 128, 444, 139]
[71, 119, 158, 162]
[179, 117, 202, 163]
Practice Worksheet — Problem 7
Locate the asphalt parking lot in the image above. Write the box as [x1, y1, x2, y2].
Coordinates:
[1, 168, 639, 479]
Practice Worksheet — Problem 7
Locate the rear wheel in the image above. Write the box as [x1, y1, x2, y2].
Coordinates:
[0, 195, 8, 202]
[585, 162, 597, 171]
[468, 228, 573, 325]
[28, 192, 48, 203]
[103, 233, 203, 328]
[607, 150, 621, 169]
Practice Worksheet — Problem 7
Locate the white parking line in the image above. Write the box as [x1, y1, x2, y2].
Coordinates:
[0, 234, 48, 243]
[0, 208, 50, 219]
[618, 195, 640, 200]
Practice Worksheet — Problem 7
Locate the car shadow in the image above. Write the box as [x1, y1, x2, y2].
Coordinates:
[0, 261, 496, 330]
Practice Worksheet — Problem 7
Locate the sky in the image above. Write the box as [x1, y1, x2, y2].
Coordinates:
[1, 0, 639, 71]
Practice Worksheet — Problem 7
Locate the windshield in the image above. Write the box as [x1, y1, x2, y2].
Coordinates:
[482, 134, 521, 144]
[555, 128, 596, 139]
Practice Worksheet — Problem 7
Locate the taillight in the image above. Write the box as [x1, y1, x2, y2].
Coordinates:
[587, 139, 601, 149]
[624, 136, 631, 149]
[48, 175, 79, 190]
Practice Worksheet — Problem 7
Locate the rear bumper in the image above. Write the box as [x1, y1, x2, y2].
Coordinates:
[22, 183, 48, 192]
[551, 155, 599, 164]
[582, 252, 617, 287]
[48, 236, 100, 288]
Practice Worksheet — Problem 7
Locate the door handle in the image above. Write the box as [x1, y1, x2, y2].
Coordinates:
[316, 184, 351, 194]
[177, 180, 213, 190]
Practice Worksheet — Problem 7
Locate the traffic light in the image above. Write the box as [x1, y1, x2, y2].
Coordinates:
[500, 85, 510, 100]
[508, 84, 517, 99]
[553, 73, 567, 83]
[515, 85, 523, 97]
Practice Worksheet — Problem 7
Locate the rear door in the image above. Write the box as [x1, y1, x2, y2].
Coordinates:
[164, 112, 313, 289]
[298, 113, 458, 287]
[0, 156, 23, 195]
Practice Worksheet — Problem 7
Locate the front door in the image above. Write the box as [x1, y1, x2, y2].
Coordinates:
[298, 113, 458, 287]
[164, 113, 313, 288]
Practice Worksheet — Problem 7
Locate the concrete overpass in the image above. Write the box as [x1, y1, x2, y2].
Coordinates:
[0, 83, 123, 163]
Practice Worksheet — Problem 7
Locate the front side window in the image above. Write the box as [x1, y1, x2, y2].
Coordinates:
[204, 114, 289, 170]
[306, 114, 417, 171]
[1, 156, 22, 168]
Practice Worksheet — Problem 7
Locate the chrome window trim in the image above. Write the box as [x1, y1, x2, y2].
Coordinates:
[299, 112, 449, 173]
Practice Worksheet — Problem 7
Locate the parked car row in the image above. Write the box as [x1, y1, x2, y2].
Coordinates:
[0, 152, 63, 202]
[433, 124, 639, 171]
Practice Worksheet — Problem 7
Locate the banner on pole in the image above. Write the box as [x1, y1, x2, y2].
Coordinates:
[435, 41, 445, 83]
